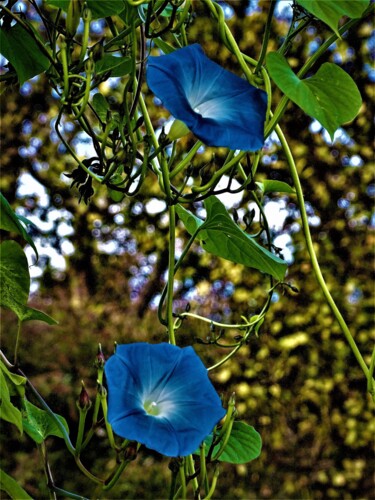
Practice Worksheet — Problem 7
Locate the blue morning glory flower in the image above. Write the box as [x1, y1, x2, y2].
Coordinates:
[104, 343, 226, 457]
[147, 44, 267, 151]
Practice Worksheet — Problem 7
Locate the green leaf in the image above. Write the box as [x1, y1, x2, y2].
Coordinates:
[45, 0, 126, 19]
[0, 193, 38, 258]
[0, 23, 50, 85]
[22, 400, 69, 444]
[21, 307, 58, 325]
[0, 369, 23, 434]
[0, 469, 32, 499]
[0, 241, 57, 324]
[153, 38, 176, 54]
[0, 241, 30, 313]
[177, 197, 287, 281]
[197, 422, 262, 464]
[95, 55, 132, 77]
[266, 52, 362, 139]
[256, 180, 295, 194]
[0, 360, 26, 398]
[108, 174, 125, 202]
[297, 0, 370, 37]
[176, 204, 204, 235]
[92, 93, 109, 122]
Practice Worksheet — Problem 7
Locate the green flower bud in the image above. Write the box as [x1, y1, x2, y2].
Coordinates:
[66, 0, 82, 38]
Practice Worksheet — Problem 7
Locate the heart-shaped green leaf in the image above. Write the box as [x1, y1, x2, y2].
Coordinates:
[297, 0, 370, 37]
[267, 52, 362, 139]
[196, 421, 262, 464]
[22, 400, 70, 444]
[177, 197, 287, 281]
[0, 24, 50, 85]
[0, 469, 32, 499]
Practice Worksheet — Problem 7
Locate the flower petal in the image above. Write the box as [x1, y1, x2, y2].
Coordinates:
[147, 44, 267, 151]
[104, 343, 226, 456]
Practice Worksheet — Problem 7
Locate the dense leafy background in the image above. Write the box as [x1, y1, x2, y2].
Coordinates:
[1, 0, 374, 498]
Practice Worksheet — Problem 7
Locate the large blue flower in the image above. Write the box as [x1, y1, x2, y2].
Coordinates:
[146, 44, 267, 151]
[104, 343, 226, 457]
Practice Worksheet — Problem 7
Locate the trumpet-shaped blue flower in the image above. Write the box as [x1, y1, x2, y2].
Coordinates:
[147, 44, 267, 151]
[104, 343, 226, 457]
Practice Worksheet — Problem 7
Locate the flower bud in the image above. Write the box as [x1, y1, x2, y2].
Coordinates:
[82, 5, 92, 22]
[66, 0, 82, 38]
[94, 343, 105, 369]
[77, 381, 91, 411]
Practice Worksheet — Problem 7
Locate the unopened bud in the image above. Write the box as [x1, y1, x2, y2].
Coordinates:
[228, 392, 236, 406]
[82, 5, 92, 22]
[66, 0, 82, 37]
[94, 343, 105, 369]
[77, 381, 91, 411]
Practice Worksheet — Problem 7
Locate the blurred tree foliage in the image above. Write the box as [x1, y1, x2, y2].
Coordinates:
[1, 1, 374, 498]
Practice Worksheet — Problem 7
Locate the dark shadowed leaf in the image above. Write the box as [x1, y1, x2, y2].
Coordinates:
[0, 24, 50, 85]
[45, 0, 126, 19]
[95, 55, 132, 77]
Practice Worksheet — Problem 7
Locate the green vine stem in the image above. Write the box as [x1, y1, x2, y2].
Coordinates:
[202, 0, 257, 85]
[13, 319, 22, 366]
[276, 123, 374, 395]
[166, 204, 177, 345]
[202, 464, 220, 500]
[255, 0, 277, 74]
[367, 346, 375, 397]
[102, 459, 132, 491]
[186, 454, 200, 498]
